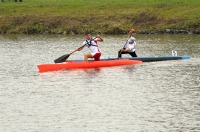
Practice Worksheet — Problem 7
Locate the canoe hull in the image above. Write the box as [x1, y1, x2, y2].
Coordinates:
[70, 56, 190, 62]
[116, 56, 190, 62]
[37, 59, 142, 72]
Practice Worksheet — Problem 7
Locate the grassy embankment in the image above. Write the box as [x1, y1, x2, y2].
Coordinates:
[0, 0, 200, 34]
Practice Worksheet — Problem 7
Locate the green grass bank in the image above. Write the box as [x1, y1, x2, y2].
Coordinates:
[0, 0, 200, 34]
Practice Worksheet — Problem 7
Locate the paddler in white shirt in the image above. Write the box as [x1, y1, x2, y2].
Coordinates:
[118, 28, 137, 58]
[77, 33, 103, 61]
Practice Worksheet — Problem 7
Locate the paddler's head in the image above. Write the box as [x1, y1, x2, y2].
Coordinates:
[130, 28, 135, 33]
[85, 32, 91, 40]
[128, 37, 135, 44]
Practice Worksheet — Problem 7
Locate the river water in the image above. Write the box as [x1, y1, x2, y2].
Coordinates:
[0, 34, 200, 132]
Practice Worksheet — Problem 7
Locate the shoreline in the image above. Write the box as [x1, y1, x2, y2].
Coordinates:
[0, 29, 200, 35]
[1, 29, 199, 35]
[1, 1, 199, 35]
[139, 29, 200, 35]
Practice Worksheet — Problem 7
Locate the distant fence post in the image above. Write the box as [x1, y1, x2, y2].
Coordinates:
[14, 0, 17, 2]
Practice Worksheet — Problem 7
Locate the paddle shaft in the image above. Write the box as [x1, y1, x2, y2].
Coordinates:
[70, 44, 86, 54]
[54, 44, 86, 63]
[118, 42, 127, 57]
[69, 49, 78, 55]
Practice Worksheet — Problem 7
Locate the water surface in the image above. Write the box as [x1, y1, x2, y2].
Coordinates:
[0, 34, 200, 132]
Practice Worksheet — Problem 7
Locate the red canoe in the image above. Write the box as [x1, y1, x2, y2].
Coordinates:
[37, 59, 142, 72]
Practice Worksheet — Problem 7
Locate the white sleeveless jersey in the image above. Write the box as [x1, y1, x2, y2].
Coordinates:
[83, 38, 101, 53]
[125, 37, 136, 52]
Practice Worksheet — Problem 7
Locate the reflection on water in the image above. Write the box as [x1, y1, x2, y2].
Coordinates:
[0, 34, 200, 132]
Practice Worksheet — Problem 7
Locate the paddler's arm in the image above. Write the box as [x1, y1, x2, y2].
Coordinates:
[128, 28, 135, 38]
[76, 44, 86, 51]
[96, 35, 103, 42]
[120, 48, 130, 52]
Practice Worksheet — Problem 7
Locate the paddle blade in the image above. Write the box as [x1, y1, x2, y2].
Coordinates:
[54, 54, 70, 63]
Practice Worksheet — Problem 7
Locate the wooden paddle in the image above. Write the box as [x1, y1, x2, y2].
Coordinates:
[54, 44, 85, 63]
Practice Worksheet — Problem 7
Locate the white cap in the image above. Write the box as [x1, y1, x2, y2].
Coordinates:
[128, 37, 135, 42]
